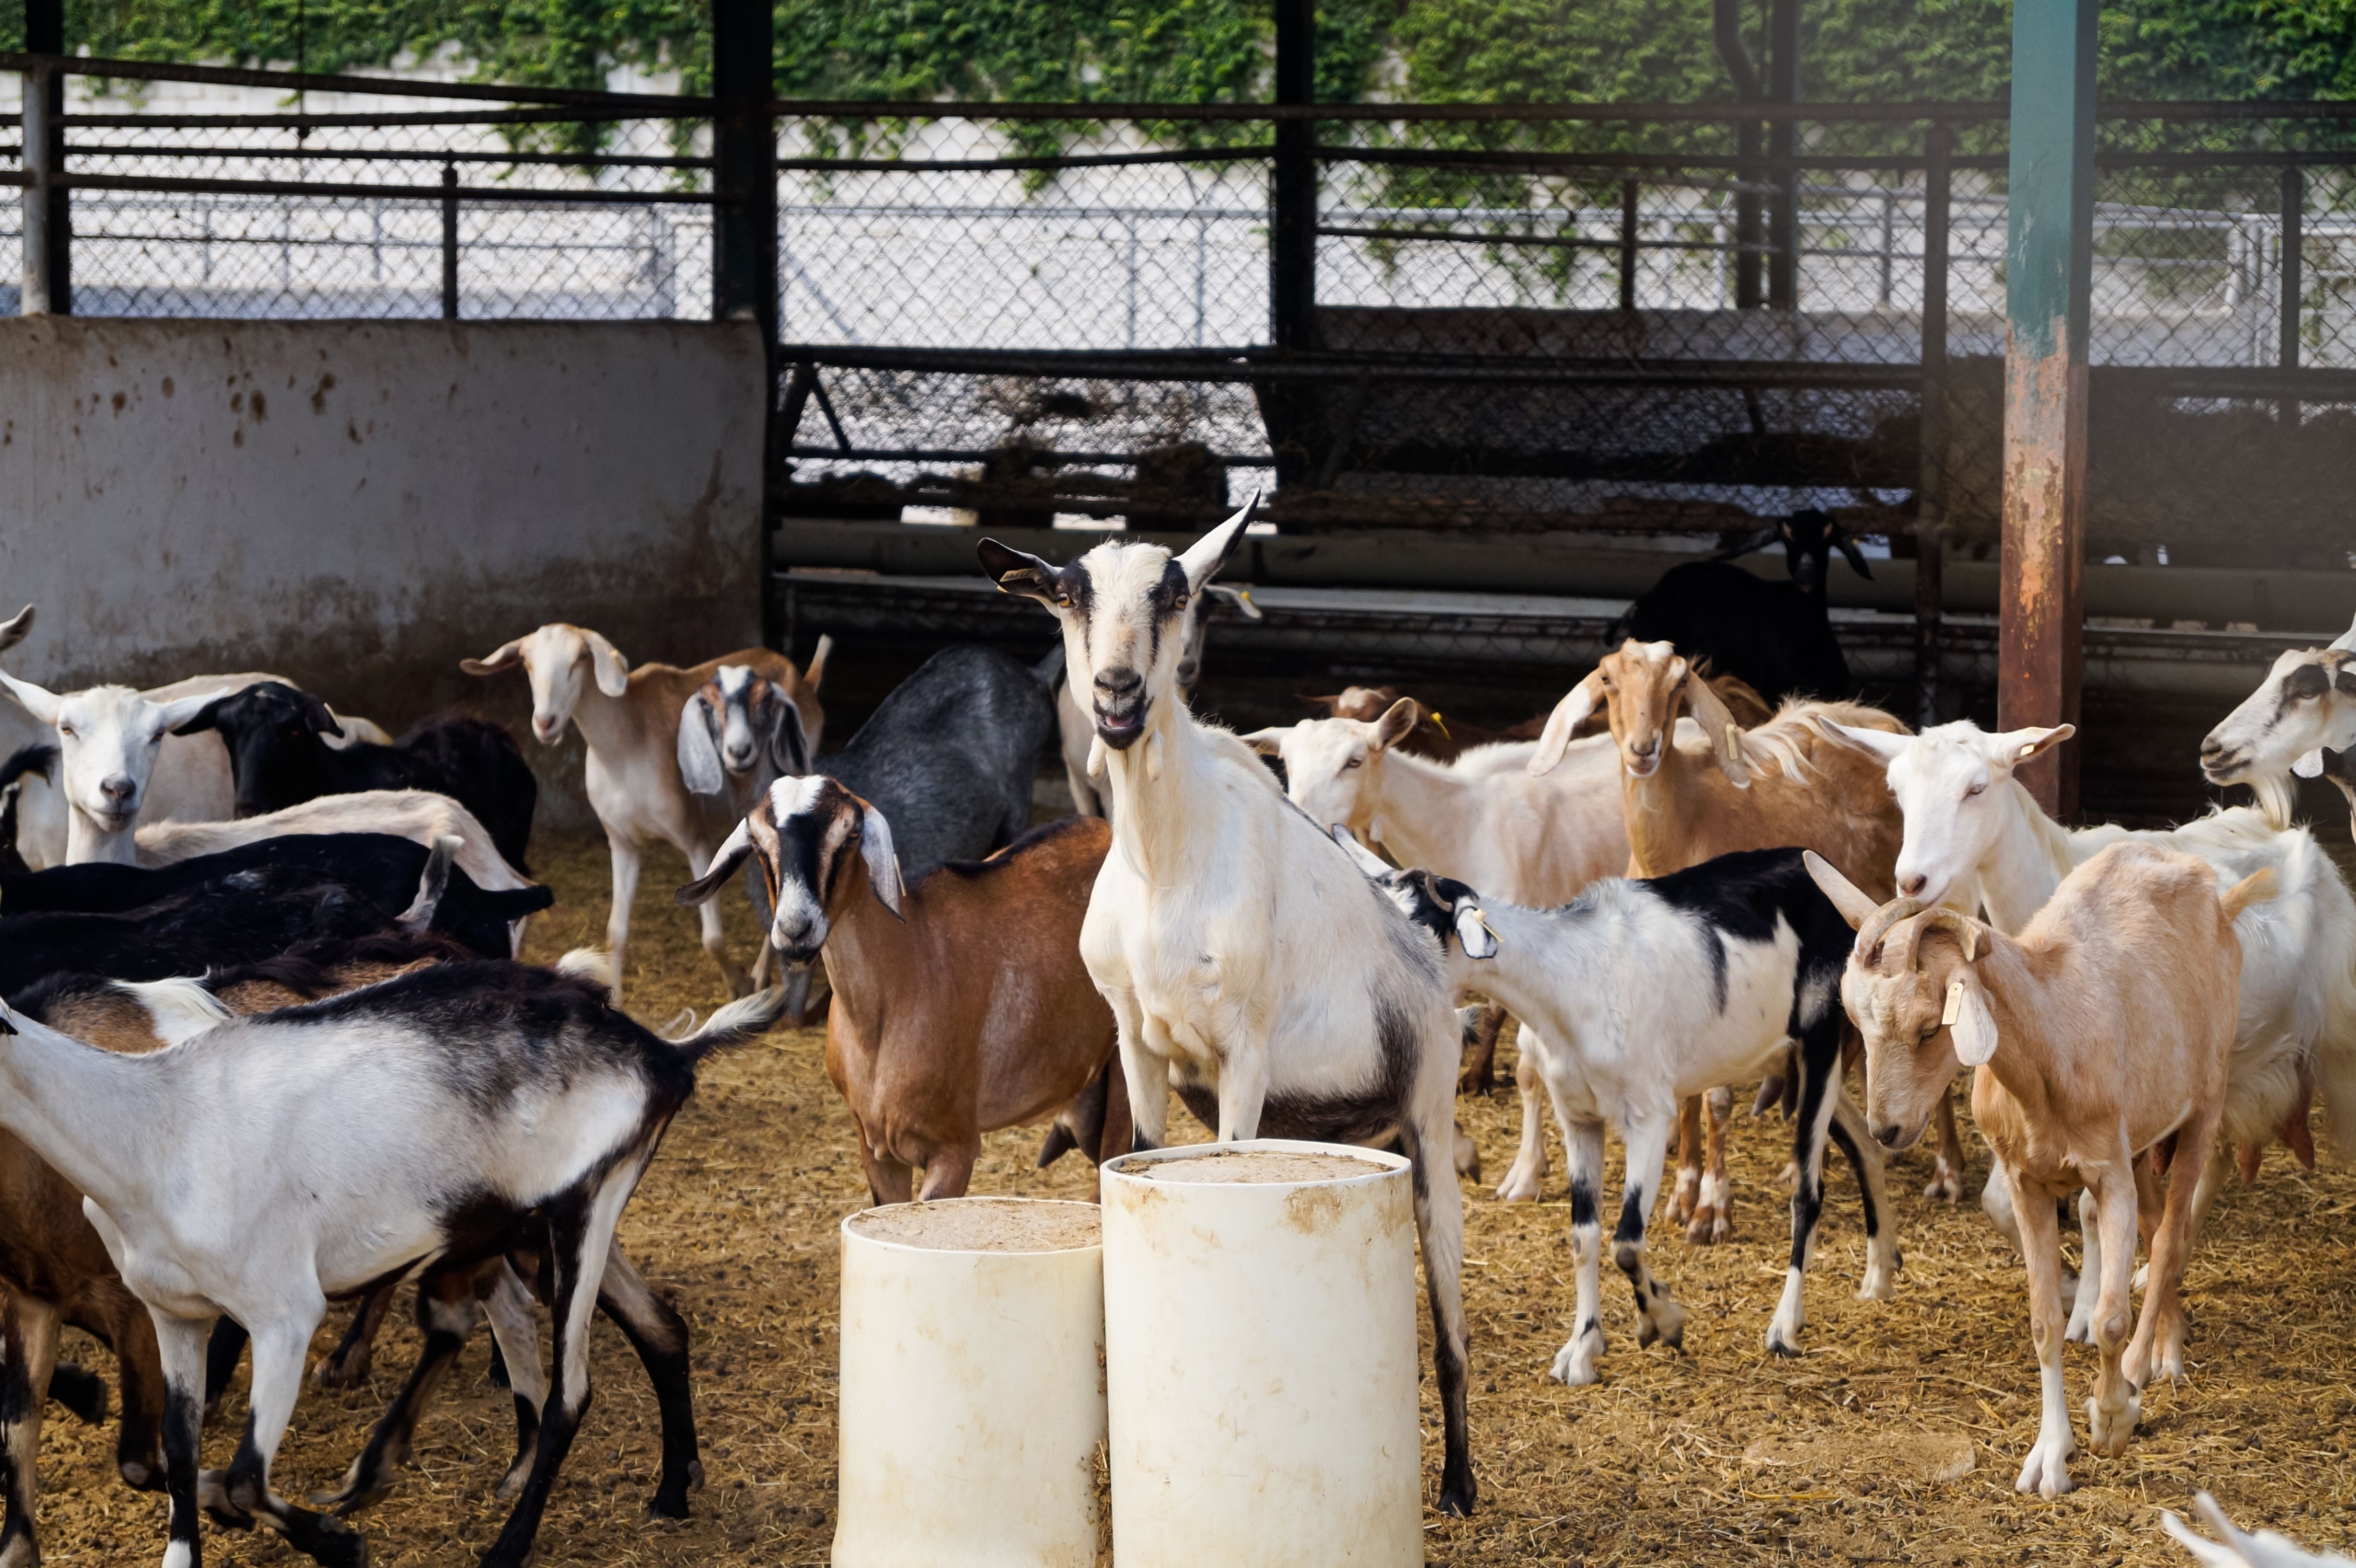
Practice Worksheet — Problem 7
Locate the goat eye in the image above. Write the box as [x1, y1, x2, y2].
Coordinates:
[1966, 780, 1986, 798]
[1345, 756, 1363, 769]
[56, 724, 73, 738]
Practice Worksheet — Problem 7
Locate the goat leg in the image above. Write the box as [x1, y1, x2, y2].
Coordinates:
[1457, 1003, 1507, 1096]
[596, 1251, 705, 1518]
[1670, 1095, 1704, 1225]
[0, 1289, 61, 1568]
[1923, 1085, 1966, 1203]
[312, 1268, 484, 1514]
[312, 1282, 398, 1389]
[202, 1315, 249, 1417]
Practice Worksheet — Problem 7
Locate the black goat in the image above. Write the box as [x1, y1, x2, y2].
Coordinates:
[174, 683, 538, 872]
[1625, 509, 1873, 704]
[821, 644, 1059, 881]
[0, 832, 549, 960]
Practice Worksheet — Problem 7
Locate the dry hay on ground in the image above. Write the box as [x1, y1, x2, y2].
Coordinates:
[20, 830, 2356, 1565]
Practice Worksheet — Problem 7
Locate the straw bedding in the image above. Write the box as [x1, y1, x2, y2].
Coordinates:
[20, 830, 2352, 1565]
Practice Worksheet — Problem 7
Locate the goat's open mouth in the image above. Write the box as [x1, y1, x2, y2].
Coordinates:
[1095, 701, 1148, 750]
[2199, 750, 2248, 784]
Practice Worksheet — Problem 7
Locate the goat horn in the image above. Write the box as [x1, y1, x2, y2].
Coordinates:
[1900, 908, 1982, 970]
[1854, 896, 1925, 965]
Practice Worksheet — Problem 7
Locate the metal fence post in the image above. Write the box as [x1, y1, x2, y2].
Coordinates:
[1270, 0, 1317, 351]
[1765, 0, 1799, 309]
[1914, 121, 1953, 729]
[439, 165, 459, 320]
[2280, 162, 2304, 386]
[1712, 0, 1764, 309]
[2000, 0, 2097, 819]
[20, 44, 72, 315]
[711, 0, 782, 643]
[1619, 179, 1639, 311]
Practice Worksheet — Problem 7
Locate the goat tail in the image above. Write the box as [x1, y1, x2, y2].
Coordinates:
[554, 948, 621, 1002]
[112, 976, 237, 1047]
[2222, 867, 2280, 923]
[804, 633, 835, 692]
[666, 986, 789, 1064]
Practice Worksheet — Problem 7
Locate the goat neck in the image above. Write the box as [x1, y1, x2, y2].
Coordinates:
[1955, 936, 2073, 1152]
[63, 804, 139, 868]
[1969, 779, 2078, 934]
[0, 1012, 158, 1218]
[1353, 747, 1478, 880]
[814, 850, 924, 1045]
[1100, 699, 1229, 883]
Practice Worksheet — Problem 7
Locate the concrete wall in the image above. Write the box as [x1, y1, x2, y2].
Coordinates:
[0, 317, 768, 833]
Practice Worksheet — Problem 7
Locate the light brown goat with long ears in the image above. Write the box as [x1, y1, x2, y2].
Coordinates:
[1528, 638, 1926, 1240]
[1807, 844, 2269, 1498]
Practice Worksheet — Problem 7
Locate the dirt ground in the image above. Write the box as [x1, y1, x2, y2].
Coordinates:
[23, 829, 2356, 1566]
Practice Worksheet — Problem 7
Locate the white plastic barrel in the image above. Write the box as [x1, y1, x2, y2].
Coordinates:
[833, 1198, 1107, 1568]
[1101, 1139, 1422, 1568]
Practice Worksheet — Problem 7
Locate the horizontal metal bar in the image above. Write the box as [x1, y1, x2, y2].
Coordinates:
[64, 109, 653, 130]
[777, 342, 1924, 387]
[1314, 221, 1761, 256]
[778, 146, 1273, 173]
[763, 98, 2009, 124]
[53, 170, 723, 205]
[2, 51, 710, 113]
[790, 444, 1270, 466]
[70, 143, 710, 171]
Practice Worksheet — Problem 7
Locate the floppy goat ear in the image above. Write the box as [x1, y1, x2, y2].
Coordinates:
[297, 690, 344, 737]
[1947, 970, 1999, 1067]
[581, 630, 630, 698]
[1832, 523, 1875, 582]
[1527, 673, 1600, 777]
[1712, 525, 1783, 562]
[676, 817, 756, 905]
[676, 693, 726, 796]
[769, 699, 813, 778]
[460, 638, 525, 676]
[1176, 491, 1258, 594]
[1452, 898, 1499, 961]
[1680, 661, 1752, 788]
[858, 804, 906, 918]
[1802, 849, 1881, 930]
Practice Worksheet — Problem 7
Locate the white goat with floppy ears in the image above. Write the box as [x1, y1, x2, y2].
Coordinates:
[2199, 615, 2356, 827]
[1831, 717, 2356, 1331]
[976, 502, 1477, 1518]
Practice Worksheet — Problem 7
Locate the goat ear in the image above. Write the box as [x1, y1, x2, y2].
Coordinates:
[398, 835, 462, 930]
[857, 805, 906, 918]
[153, 691, 225, 736]
[168, 696, 225, 737]
[1681, 668, 1752, 788]
[2331, 611, 2356, 653]
[1802, 850, 1880, 931]
[581, 631, 630, 698]
[1824, 720, 1911, 765]
[460, 638, 525, 676]
[1528, 674, 1600, 777]
[676, 818, 755, 905]
[1990, 724, 2073, 772]
[2293, 749, 2327, 779]
[1453, 900, 1499, 961]
[301, 692, 344, 737]
[1712, 525, 1782, 561]
[770, 699, 813, 778]
[803, 633, 833, 693]
[1833, 527, 1875, 581]
[0, 671, 62, 728]
[1176, 491, 1257, 594]
[1948, 973, 1999, 1067]
[1237, 726, 1288, 756]
[1370, 698, 1419, 754]
[1328, 823, 1392, 877]
[977, 538, 1067, 605]
[1207, 583, 1265, 620]
[0, 607, 33, 657]
[676, 695, 726, 796]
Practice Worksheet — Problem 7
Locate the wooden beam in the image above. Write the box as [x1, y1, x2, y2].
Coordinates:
[1999, 0, 2097, 817]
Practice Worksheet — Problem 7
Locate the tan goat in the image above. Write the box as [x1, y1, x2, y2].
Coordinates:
[680, 779, 1126, 1203]
[1529, 638, 1925, 1240]
[1807, 844, 2269, 1497]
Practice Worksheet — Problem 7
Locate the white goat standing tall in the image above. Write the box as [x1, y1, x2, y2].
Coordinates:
[1831, 718, 2356, 1334]
[978, 502, 1477, 1516]
[1057, 581, 1258, 818]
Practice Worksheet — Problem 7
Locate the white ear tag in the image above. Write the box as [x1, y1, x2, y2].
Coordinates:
[1942, 980, 1965, 1028]
[1726, 723, 1740, 752]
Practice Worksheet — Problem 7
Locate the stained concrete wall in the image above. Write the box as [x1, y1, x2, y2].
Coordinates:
[0, 317, 768, 834]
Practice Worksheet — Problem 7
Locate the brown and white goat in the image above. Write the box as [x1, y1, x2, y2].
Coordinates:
[1529, 638, 1922, 1239]
[679, 778, 1127, 1202]
[1807, 844, 2268, 1497]
[463, 625, 826, 999]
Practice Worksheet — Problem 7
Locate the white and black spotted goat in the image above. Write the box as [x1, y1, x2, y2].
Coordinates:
[0, 956, 781, 1568]
[2200, 614, 2356, 827]
[976, 500, 1476, 1516]
[1333, 832, 1898, 1383]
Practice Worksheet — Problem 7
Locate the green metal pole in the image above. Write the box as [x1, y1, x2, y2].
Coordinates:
[1999, 0, 2096, 819]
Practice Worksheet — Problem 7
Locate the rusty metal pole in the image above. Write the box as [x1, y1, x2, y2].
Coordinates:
[439, 165, 459, 319]
[712, 0, 781, 644]
[1999, 0, 2097, 818]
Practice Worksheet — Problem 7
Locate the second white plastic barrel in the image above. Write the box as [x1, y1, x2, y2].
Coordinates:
[1101, 1139, 1422, 1567]
[833, 1197, 1106, 1568]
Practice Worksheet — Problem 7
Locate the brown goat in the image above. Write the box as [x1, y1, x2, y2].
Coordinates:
[1530, 638, 1922, 1242]
[1808, 845, 2265, 1496]
[679, 790, 1126, 1203]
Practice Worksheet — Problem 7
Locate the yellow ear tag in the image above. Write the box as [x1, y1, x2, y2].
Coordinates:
[1473, 911, 1496, 942]
[1428, 711, 1451, 739]
[1942, 979, 1966, 1028]
[1726, 723, 1740, 753]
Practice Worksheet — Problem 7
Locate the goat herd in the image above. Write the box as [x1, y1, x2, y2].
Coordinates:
[0, 502, 2346, 1565]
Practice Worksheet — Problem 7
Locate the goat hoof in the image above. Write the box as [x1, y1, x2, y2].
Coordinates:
[0, 1535, 36, 1568]
[309, 1473, 392, 1516]
[2015, 1433, 2076, 1498]
[1494, 1168, 1543, 1203]
[312, 1347, 372, 1389]
[2086, 1389, 2140, 1458]
[1548, 1332, 1604, 1386]
[120, 1458, 163, 1493]
[311, 1518, 370, 1568]
[1764, 1326, 1803, 1359]
[646, 1487, 692, 1522]
[1437, 1468, 1476, 1518]
[495, 1459, 531, 1503]
[1923, 1170, 1962, 1203]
